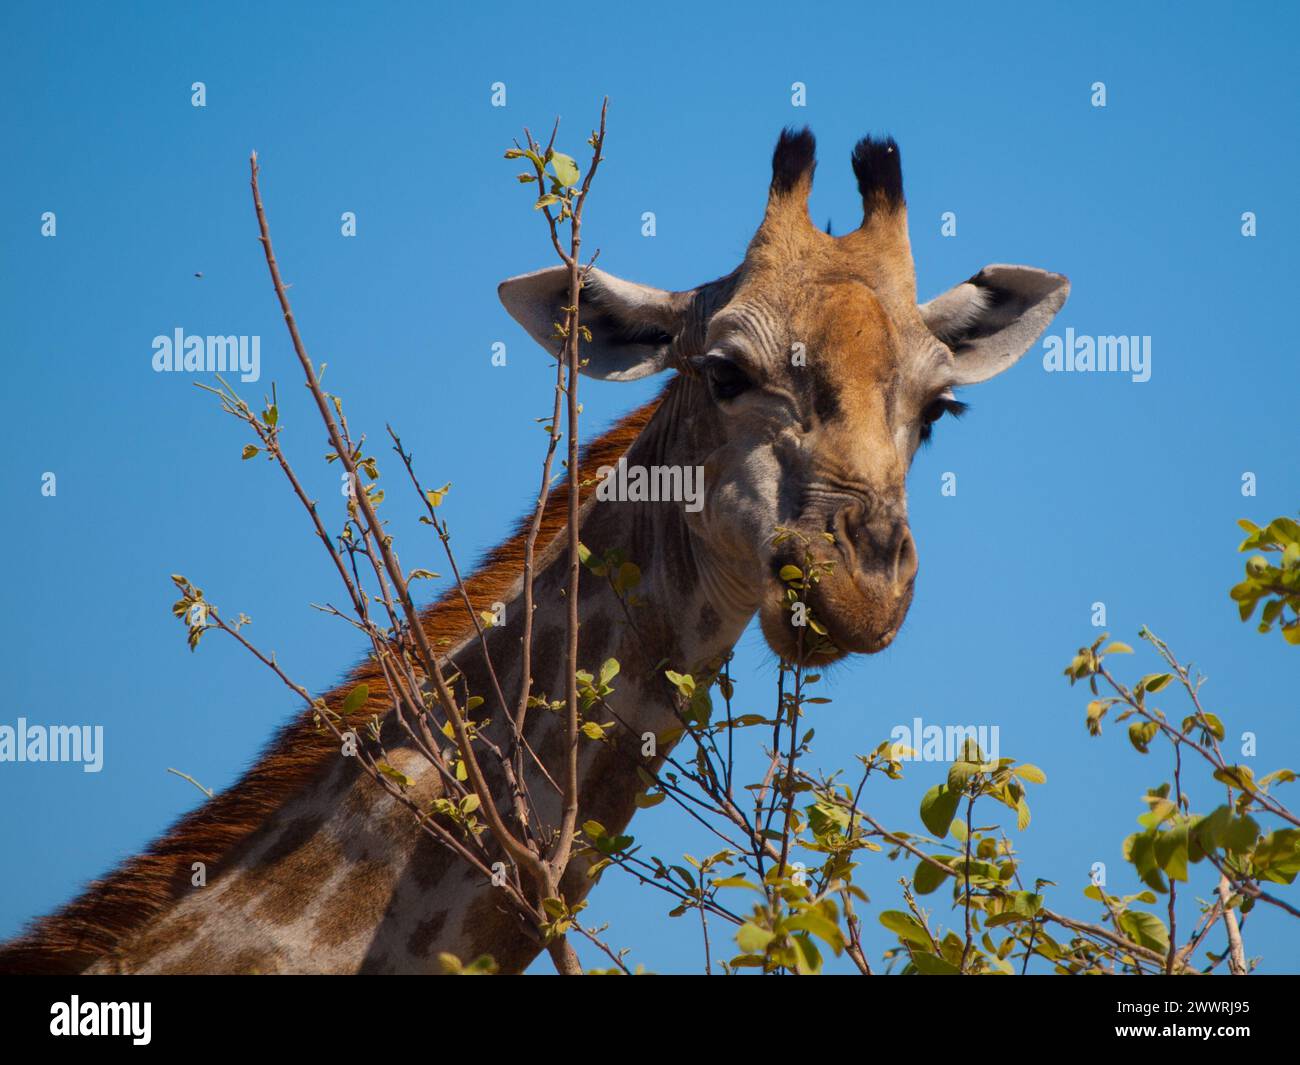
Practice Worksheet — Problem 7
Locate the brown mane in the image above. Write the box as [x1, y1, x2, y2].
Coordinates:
[0, 395, 663, 973]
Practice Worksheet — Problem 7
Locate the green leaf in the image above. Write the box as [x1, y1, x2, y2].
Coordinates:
[947, 761, 977, 791]
[879, 910, 932, 947]
[790, 932, 824, 975]
[910, 951, 961, 975]
[1260, 768, 1297, 789]
[1128, 720, 1158, 754]
[1012, 890, 1044, 916]
[914, 858, 950, 896]
[1270, 517, 1300, 544]
[598, 657, 620, 687]
[1224, 814, 1261, 855]
[614, 561, 641, 593]
[1127, 830, 1168, 893]
[550, 152, 580, 187]
[736, 922, 775, 953]
[241, 444, 260, 460]
[341, 684, 370, 714]
[1153, 822, 1189, 881]
[1189, 805, 1231, 858]
[1014, 763, 1047, 785]
[377, 762, 414, 788]
[786, 910, 846, 955]
[1252, 829, 1300, 884]
[1118, 910, 1169, 954]
[711, 876, 762, 891]
[919, 784, 962, 838]
[1016, 794, 1032, 832]
[1140, 673, 1173, 693]
[1214, 764, 1257, 794]
[664, 670, 695, 696]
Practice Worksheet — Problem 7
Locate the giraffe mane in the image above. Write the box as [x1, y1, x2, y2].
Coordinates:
[0, 394, 665, 973]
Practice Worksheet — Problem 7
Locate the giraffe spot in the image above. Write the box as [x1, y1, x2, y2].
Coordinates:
[406, 910, 449, 957]
[168, 933, 220, 974]
[249, 830, 346, 927]
[532, 716, 568, 771]
[529, 624, 566, 694]
[259, 813, 327, 866]
[697, 601, 721, 641]
[120, 910, 204, 969]
[311, 858, 394, 948]
[339, 775, 381, 821]
[223, 947, 280, 975]
[410, 826, 455, 890]
[219, 811, 330, 914]
[460, 889, 534, 975]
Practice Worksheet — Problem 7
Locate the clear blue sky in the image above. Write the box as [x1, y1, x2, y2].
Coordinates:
[2, 1, 1297, 973]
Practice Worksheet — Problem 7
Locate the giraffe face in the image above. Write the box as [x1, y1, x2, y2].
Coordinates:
[500, 129, 1068, 664]
[687, 276, 933, 661]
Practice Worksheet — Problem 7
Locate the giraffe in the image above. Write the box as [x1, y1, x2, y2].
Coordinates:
[0, 128, 1068, 974]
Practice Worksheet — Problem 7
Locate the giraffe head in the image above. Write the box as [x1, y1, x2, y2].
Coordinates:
[500, 128, 1068, 663]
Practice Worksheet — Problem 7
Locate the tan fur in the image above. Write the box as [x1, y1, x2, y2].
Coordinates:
[0, 398, 662, 974]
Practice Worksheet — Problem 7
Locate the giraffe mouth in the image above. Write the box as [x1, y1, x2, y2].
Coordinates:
[870, 624, 899, 647]
[758, 572, 911, 663]
[818, 596, 909, 656]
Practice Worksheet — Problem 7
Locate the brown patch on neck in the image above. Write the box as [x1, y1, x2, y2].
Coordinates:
[0, 394, 666, 974]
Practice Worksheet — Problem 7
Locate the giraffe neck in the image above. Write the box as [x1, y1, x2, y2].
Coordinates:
[96, 377, 753, 973]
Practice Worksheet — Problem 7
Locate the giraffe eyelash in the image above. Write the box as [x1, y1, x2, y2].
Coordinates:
[919, 398, 968, 444]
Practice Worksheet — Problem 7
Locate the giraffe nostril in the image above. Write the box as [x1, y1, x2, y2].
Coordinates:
[891, 524, 917, 590]
[830, 506, 917, 595]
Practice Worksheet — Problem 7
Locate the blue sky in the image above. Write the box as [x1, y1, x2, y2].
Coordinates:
[2, 1, 1297, 973]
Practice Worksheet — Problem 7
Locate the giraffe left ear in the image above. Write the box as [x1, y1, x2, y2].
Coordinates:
[920, 264, 1070, 386]
[498, 266, 686, 381]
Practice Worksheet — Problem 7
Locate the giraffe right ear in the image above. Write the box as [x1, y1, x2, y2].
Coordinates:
[498, 266, 686, 381]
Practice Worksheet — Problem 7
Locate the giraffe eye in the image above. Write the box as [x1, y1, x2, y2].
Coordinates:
[693, 354, 752, 402]
[919, 396, 968, 442]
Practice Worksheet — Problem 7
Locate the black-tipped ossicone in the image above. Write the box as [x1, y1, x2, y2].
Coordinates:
[770, 127, 817, 195]
[850, 135, 904, 219]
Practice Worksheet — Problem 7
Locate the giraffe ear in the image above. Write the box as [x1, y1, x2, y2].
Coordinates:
[498, 266, 684, 381]
[920, 264, 1070, 386]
